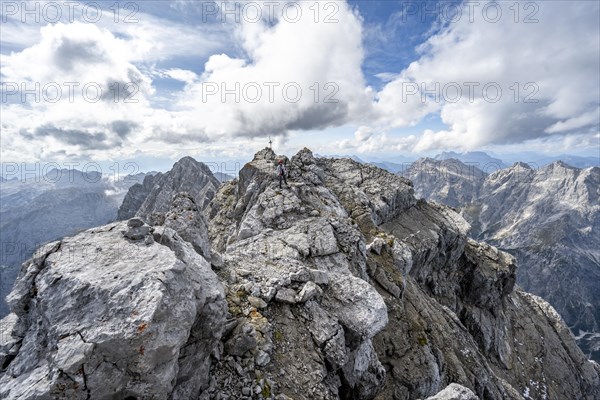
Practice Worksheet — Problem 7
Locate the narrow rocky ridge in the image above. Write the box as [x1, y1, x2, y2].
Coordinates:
[1, 148, 598, 399]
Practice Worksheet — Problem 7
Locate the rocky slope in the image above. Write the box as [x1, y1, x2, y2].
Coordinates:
[472, 161, 600, 362]
[0, 217, 226, 399]
[1, 148, 599, 399]
[404, 159, 600, 362]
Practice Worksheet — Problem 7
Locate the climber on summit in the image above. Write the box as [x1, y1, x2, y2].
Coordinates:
[277, 159, 288, 188]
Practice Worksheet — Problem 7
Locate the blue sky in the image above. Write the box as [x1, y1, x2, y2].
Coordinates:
[352, 0, 444, 87]
[1, 0, 598, 167]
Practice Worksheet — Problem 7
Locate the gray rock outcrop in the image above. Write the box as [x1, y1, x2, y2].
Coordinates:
[162, 192, 212, 260]
[425, 383, 479, 400]
[0, 217, 226, 399]
[205, 147, 393, 399]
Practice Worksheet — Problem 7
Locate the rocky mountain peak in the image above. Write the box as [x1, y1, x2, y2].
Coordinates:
[485, 161, 534, 185]
[172, 155, 215, 175]
[410, 157, 436, 167]
[1, 148, 599, 400]
[117, 156, 221, 223]
[253, 147, 278, 161]
[550, 159, 575, 169]
[510, 161, 533, 170]
[293, 146, 316, 162]
[536, 160, 583, 179]
[401, 158, 486, 207]
[434, 151, 506, 168]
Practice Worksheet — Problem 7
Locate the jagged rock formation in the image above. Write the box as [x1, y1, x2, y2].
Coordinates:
[117, 156, 220, 224]
[117, 172, 159, 220]
[1, 148, 599, 400]
[205, 147, 408, 399]
[163, 192, 212, 260]
[404, 159, 600, 362]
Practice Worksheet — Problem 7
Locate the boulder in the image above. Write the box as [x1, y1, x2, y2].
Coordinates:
[0, 221, 226, 400]
[425, 383, 479, 400]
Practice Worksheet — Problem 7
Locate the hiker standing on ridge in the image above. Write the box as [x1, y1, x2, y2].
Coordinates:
[277, 159, 288, 188]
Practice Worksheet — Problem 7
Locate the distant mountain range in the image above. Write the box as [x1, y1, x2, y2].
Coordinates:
[320, 151, 599, 174]
[214, 171, 236, 182]
[500, 153, 600, 169]
[402, 158, 600, 362]
[434, 151, 599, 169]
[434, 151, 508, 169]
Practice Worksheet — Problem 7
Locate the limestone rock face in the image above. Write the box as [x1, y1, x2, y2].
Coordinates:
[375, 198, 599, 400]
[162, 192, 211, 260]
[130, 156, 220, 223]
[0, 220, 226, 400]
[205, 148, 390, 399]
[425, 383, 479, 400]
[2, 148, 599, 400]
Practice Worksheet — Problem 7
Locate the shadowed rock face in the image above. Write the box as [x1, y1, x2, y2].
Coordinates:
[405, 158, 600, 362]
[376, 206, 598, 400]
[473, 163, 600, 359]
[1, 148, 599, 400]
[116, 172, 160, 220]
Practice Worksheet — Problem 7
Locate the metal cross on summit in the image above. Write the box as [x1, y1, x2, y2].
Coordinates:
[268, 136, 272, 149]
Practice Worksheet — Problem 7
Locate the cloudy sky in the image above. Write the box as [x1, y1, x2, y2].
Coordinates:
[1, 0, 599, 168]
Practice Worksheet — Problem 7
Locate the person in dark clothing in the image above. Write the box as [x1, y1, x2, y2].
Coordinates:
[277, 159, 288, 188]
